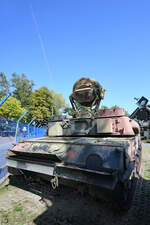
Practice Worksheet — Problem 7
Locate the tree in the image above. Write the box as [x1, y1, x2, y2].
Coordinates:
[28, 87, 59, 120]
[63, 106, 75, 116]
[101, 105, 109, 110]
[11, 73, 34, 108]
[125, 110, 130, 116]
[0, 73, 10, 98]
[0, 96, 26, 121]
[63, 102, 91, 117]
[111, 105, 119, 109]
[50, 90, 67, 113]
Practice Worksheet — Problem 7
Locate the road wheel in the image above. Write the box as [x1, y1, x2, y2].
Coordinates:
[135, 148, 142, 177]
[113, 173, 137, 211]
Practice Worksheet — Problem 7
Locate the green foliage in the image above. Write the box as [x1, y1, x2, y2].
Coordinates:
[110, 105, 119, 109]
[51, 90, 67, 112]
[0, 97, 26, 120]
[0, 73, 10, 98]
[28, 87, 59, 120]
[63, 102, 91, 117]
[0, 72, 68, 122]
[76, 103, 91, 112]
[101, 105, 109, 109]
[101, 105, 120, 110]
[125, 110, 129, 116]
[11, 73, 34, 108]
[63, 107, 75, 116]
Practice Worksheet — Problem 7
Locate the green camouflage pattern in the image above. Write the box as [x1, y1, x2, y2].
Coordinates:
[71, 77, 105, 107]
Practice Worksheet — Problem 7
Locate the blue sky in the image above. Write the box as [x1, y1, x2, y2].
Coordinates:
[0, 0, 150, 113]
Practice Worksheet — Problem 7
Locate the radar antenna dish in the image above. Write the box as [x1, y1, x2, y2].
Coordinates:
[69, 78, 105, 116]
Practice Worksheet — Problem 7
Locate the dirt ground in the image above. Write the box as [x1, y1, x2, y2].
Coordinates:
[1, 147, 150, 225]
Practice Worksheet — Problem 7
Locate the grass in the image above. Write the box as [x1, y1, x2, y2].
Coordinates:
[143, 139, 150, 143]
[0, 175, 25, 195]
[141, 147, 150, 179]
[0, 176, 35, 225]
[0, 184, 14, 195]
[0, 202, 32, 225]
[13, 203, 23, 213]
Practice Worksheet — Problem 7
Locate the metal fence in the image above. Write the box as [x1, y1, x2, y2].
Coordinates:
[0, 93, 47, 185]
[0, 117, 46, 141]
[0, 117, 16, 137]
[0, 117, 46, 185]
[0, 138, 13, 185]
[16, 122, 46, 142]
[0, 142, 8, 181]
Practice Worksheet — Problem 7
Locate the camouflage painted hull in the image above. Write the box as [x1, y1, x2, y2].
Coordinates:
[7, 136, 138, 191]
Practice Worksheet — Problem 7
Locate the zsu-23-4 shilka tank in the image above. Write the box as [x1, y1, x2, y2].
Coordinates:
[7, 78, 142, 210]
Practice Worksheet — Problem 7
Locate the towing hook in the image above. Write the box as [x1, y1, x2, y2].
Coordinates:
[51, 175, 59, 189]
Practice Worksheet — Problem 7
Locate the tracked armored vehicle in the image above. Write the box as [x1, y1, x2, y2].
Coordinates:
[7, 78, 142, 210]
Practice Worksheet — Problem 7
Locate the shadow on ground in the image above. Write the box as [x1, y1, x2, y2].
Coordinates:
[8, 175, 150, 225]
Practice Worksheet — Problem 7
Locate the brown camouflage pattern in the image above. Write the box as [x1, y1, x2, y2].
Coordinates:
[70, 78, 105, 112]
[73, 78, 100, 92]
